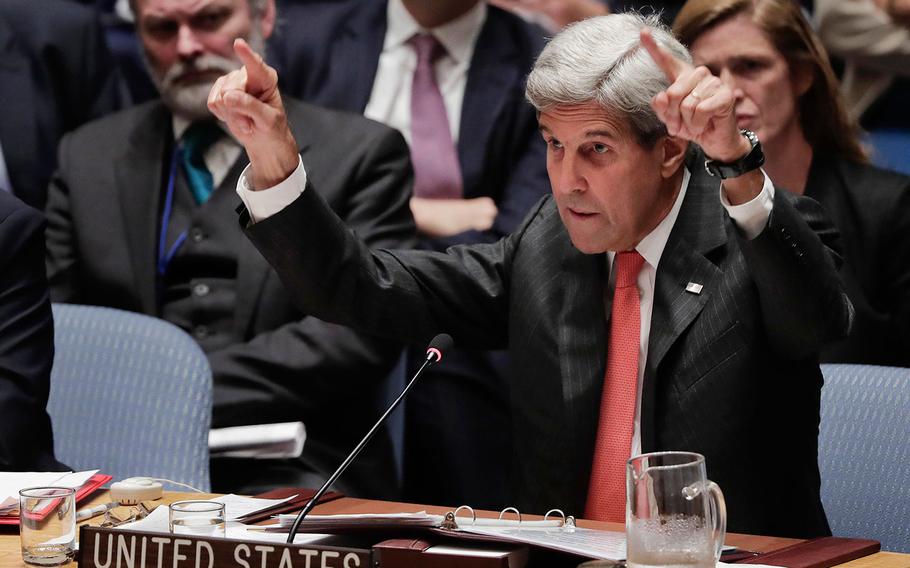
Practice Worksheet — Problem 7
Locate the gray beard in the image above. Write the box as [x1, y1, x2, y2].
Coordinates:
[147, 28, 266, 120]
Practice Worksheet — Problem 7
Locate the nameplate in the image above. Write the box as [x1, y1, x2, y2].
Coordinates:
[79, 525, 372, 568]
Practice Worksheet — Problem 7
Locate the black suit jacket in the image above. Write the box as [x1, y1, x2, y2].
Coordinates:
[0, 0, 120, 210]
[0, 191, 64, 471]
[804, 159, 910, 367]
[269, 0, 550, 247]
[45, 98, 416, 497]
[242, 156, 851, 538]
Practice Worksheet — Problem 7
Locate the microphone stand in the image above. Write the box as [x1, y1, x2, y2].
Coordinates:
[286, 352, 442, 543]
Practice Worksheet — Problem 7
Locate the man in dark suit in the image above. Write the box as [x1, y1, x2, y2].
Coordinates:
[0, 0, 121, 210]
[211, 13, 851, 537]
[0, 191, 66, 471]
[269, 0, 550, 509]
[45, 0, 416, 497]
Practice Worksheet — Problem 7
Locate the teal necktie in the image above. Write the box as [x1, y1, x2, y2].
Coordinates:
[180, 122, 222, 204]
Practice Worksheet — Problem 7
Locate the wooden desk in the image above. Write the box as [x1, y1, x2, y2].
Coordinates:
[1, 492, 907, 567]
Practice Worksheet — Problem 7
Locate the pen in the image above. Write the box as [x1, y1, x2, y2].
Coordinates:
[75, 501, 119, 522]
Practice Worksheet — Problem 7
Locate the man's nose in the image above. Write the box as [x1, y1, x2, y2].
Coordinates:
[176, 25, 204, 60]
[555, 153, 586, 195]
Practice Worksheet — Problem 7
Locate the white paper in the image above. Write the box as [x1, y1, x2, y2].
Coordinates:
[0, 470, 98, 514]
[461, 525, 627, 561]
[275, 511, 445, 527]
[718, 563, 783, 568]
[209, 422, 305, 459]
[211, 494, 297, 521]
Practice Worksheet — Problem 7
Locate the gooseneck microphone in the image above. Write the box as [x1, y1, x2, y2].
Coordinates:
[286, 333, 454, 543]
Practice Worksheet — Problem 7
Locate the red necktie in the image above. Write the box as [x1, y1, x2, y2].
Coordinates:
[585, 251, 645, 522]
[408, 33, 463, 199]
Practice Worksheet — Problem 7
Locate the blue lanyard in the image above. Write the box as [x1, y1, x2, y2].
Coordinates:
[157, 145, 188, 277]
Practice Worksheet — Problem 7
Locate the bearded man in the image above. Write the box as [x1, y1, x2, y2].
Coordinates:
[44, 0, 416, 497]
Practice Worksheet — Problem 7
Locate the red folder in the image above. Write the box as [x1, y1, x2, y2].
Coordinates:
[0, 473, 112, 525]
[737, 536, 880, 568]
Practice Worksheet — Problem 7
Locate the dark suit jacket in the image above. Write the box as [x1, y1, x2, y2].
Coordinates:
[45, 98, 416, 497]
[0, 191, 64, 471]
[269, 0, 550, 248]
[804, 159, 910, 367]
[0, 0, 120, 210]
[243, 155, 851, 538]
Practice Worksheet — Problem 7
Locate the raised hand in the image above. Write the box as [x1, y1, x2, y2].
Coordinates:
[208, 38, 299, 190]
[640, 28, 751, 164]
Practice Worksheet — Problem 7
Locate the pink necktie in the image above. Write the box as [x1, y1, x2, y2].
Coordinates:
[585, 251, 645, 522]
[409, 33, 463, 199]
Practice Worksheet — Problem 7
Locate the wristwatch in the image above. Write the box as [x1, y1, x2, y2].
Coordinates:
[704, 129, 765, 179]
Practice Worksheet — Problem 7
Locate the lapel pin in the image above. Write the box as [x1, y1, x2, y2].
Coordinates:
[685, 282, 703, 295]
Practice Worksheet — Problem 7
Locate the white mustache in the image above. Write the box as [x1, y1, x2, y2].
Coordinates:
[160, 54, 240, 89]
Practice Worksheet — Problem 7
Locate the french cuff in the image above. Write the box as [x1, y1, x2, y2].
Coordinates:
[719, 169, 776, 240]
[235, 155, 307, 224]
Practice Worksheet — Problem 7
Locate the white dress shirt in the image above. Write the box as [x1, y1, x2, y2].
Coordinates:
[172, 116, 242, 189]
[236, 161, 775, 461]
[364, 0, 487, 145]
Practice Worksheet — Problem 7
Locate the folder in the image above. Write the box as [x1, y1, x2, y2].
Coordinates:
[0, 472, 112, 525]
[237, 486, 344, 524]
[736, 536, 880, 568]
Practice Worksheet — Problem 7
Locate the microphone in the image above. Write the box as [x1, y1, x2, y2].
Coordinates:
[286, 333, 454, 543]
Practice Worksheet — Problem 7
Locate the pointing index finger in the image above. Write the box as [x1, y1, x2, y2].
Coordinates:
[639, 28, 688, 82]
[233, 38, 272, 96]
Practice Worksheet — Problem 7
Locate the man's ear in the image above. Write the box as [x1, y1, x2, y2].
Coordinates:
[659, 135, 689, 178]
[260, 0, 277, 40]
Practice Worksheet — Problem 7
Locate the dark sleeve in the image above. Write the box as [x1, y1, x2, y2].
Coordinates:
[45, 133, 82, 304]
[243, 176, 541, 352]
[208, 125, 418, 425]
[740, 190, 853, 359]
[0, 199, 66, 470]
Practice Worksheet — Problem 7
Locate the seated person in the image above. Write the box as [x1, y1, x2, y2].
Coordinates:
[0, 191, 66, 471]
[674, 0, 910, 366]
[0, 0, 121, 210]
[268, 0, 554, 508]
[212, 13, 851, 537]
[45, 0, 416, 497]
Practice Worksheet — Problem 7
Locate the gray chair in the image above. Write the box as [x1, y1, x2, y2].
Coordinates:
[819, 363, 910, 552]
[47, 304, 212, 491]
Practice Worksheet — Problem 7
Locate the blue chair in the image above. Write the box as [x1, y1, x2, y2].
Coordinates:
[819, 364, 910, 552]
[47, 304, 212, 491]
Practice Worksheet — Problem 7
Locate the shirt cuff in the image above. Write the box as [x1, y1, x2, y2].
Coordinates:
[719, 169, 775, 240]
[235, 155, 307, 224]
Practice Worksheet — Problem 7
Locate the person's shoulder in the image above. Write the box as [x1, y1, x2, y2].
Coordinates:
[483, 4, 548, 55]
[836, 160, 910, 207]
[285, 97, 406, 147]
[63, 101, 166, 147]
[0, 0, 98, 46]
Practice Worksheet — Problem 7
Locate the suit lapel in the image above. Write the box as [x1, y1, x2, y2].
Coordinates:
[640, 163, 728, 451]
[0, 20, 39, 202]
[556, 236, 608, 489]
[329, 1, 387, 113]
[116, 104, 172, 315]
[457, 10, 520, 197]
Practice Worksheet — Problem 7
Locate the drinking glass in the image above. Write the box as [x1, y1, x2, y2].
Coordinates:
[168, 501, 226, 537]
[626, 452, 726, 568]
[19, 486, 76, 566]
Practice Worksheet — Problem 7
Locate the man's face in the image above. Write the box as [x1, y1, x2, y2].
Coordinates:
[134, 0, 273, 119]
[689, 13, 810, 151]
[539, 102, 679, 254]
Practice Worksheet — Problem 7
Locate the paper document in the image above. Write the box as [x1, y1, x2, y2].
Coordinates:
[460, 525, 627, 561]
[209, 422, 305, 458]
[0, 470, 99, 514]
[211, 494, 298, 521]
[276, 511, 446, 529]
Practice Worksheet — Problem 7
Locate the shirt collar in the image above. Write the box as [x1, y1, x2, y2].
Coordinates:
[171, 115, 234, 143]
[384, 0, 487, 65]
[633, 167, 691, 271]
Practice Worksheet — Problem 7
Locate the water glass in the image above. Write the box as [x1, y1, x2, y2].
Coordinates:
[168, 500, 226, 537]
[19, 486, 76, 566]
[626, 452, 726, 568]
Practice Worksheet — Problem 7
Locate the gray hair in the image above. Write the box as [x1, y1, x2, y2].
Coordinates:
[526, 12, 691, 147]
